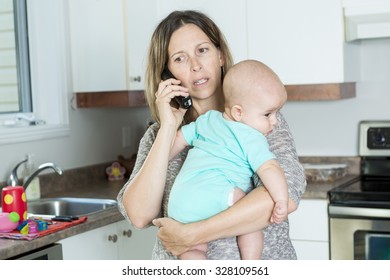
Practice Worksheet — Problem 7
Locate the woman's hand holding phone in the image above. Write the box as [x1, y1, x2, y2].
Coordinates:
[156, 75, 188, 129]
[161, 67, 192, 109]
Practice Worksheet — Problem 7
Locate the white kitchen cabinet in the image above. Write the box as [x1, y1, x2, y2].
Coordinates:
[117, 220, 158, 260]
[156, 0, 247, 63]
[247, 0, 360, 85]
[288, 199, 329, 260]
[125, 0, 157, 90]
[68, 0, 158, 92]
[59, 220, 158, 260]
[59, 222, 118, 259]
[68, 0, 127, 92]
[68, 0, 358, 94]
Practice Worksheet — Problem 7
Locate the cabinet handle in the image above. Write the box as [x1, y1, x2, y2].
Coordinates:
[123, 229, 132, 238]
[108, 234, 118, 243]
[129, 76, 141, 82]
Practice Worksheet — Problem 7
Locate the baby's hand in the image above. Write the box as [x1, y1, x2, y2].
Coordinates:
[270, 200, 288, 224]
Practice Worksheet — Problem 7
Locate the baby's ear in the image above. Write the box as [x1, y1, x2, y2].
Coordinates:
[231, 105, 243, 121]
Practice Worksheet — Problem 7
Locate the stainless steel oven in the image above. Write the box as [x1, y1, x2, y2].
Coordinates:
[329, 121, 390, 260]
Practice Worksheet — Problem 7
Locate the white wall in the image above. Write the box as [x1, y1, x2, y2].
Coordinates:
[282, 38, 390, 156]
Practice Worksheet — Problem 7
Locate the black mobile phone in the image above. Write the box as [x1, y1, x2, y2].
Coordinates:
[161, 66, 192, 109]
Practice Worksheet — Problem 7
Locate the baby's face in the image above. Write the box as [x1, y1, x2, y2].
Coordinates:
[239, 88, 287, 136]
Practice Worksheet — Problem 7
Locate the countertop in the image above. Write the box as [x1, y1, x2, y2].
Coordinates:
[0, 180, 124, 260]
[0, 174, 359, 259]
[301, 175, 359, 200]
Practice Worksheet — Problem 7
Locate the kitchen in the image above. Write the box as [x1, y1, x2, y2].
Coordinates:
[1, 0, 390, 261]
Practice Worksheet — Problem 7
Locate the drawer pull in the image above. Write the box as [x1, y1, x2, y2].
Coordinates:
[108, 234, 118, 243]
[123, 229, 132, 238]
[129, 76, 141, 82]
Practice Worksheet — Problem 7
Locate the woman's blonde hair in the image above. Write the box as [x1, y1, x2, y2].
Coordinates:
[145, 10, 234, 124]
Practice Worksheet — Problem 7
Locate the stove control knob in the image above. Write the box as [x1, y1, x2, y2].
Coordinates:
[374, 131, 385, 143]
[368, 128, 387, 148]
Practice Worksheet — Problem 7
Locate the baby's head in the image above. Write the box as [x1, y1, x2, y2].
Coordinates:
[223, 60, 287, 135]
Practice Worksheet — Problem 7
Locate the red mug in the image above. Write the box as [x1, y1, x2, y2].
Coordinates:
[1, 186, 27, 223]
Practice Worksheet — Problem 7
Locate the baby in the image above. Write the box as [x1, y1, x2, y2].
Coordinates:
[168, 59, 289, 260]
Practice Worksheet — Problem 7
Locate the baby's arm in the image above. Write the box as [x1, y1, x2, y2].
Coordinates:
[169, 129, 189, 160]
[256, 159, 289, 224]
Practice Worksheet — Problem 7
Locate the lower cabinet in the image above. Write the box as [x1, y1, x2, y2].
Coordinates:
[288, 199, 329, 260]
[59, 220, 158, 260]
[117, 220, 158, 260]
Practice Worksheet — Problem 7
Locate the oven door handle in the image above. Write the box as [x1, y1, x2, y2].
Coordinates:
[329, 205, 390, 219]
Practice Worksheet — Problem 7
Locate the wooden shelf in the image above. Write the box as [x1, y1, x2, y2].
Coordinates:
[286, 82, 355, 101]
[75, 83, 356, 108]
[76, 90, 146, 108]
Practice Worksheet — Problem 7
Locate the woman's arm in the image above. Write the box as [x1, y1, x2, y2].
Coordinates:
[118, 80, 188, 229]
[153, 112, 306, 256]
[121, 123, 177, 229]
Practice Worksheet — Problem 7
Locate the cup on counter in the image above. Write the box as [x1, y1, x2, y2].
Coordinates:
[1, 186, 27, 224]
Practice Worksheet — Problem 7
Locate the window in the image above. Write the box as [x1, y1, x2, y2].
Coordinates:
[0, 0, 70, 144]
[0, 0, 31, 114]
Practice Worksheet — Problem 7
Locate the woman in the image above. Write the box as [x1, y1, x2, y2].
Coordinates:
[117, 10, 306, 260]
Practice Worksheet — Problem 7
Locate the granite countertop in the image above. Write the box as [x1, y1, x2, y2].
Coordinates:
[302, 174, 359, 200]
[0, 171, 360, 259]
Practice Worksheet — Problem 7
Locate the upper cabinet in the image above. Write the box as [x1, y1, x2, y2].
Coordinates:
[247, 0, 360, 85]
[68, 0, 157, 93]
[71, 0, 358, 107]
[68, 0, 127, 92]
[125, 0, 157, 90]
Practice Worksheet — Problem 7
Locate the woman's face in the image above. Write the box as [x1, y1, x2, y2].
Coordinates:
[167, 24, 224, 106]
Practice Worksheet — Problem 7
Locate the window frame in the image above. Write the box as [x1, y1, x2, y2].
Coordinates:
[14, 0, 32, 113]
[0, 0, 70, 145]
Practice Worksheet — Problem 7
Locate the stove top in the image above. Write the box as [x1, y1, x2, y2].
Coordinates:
[329, 121, 390, 208]
[329, 177, 390, 208]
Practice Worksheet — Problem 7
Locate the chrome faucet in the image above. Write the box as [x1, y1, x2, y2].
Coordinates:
[24, 162, 63, 189]
[7, 159, 27, 186]
[7, 160, 63, 188]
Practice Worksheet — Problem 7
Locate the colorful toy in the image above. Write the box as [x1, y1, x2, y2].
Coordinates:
[0, 212, 20, 233]
[105, 162, 126, 181]
[1, 186, 28, 223]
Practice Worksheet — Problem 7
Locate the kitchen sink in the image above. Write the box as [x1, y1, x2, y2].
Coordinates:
[27, 197, 118, 217]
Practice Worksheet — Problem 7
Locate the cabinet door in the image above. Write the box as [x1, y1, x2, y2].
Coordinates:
[68, 0, 127, 92]
[125, 0, 157, 90]
[289, 199, 328, 241]
[117, 220, 158, 260]
[289, 199, 329, 260]
[156, 0, 247, 63]
[59, 223, 118, 260]
[292, 240, 329, 260]
[247, 0, 359, 85]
